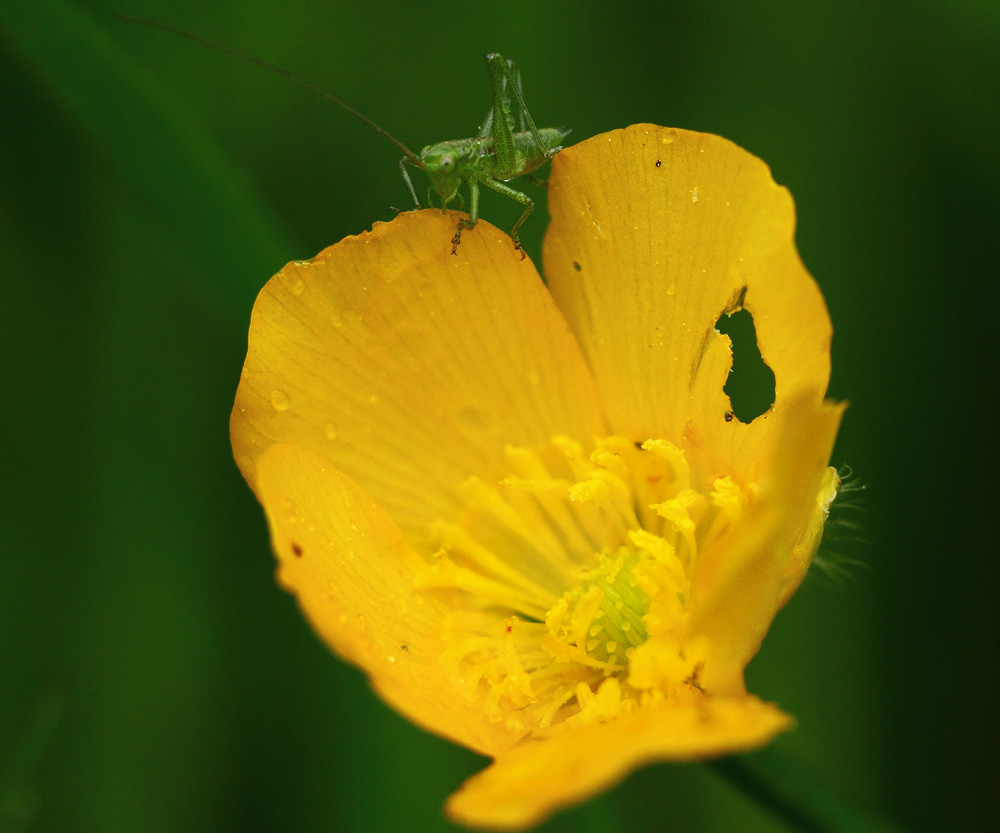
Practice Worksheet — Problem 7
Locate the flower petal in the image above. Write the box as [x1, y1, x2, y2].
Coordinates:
[446, 695, 791, 830]
[544, 125, 832, 470]
[686, 393, 845, 694]
[256, 442, 526, 756]
[232, 210, 606, 550]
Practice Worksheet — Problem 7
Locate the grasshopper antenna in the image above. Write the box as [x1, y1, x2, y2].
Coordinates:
[113, 14, 425, 167]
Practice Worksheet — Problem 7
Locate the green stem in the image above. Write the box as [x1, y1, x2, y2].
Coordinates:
[708, 746, 906, 833]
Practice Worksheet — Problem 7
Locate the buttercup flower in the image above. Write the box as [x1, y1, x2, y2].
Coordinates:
[230, 124, 844, 829]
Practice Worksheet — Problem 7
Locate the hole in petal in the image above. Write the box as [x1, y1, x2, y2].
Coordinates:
[715, 308, 775, 423]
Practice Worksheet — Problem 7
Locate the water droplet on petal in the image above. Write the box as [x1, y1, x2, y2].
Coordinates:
[270, 390, 291, 411]
[325, 422, 338, 440]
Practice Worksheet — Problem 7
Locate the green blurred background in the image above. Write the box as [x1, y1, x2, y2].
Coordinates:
[2, 1, 997, 831]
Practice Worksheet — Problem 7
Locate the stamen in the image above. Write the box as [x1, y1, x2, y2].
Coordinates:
[415, 550, 552, 620]
[651, 488, 707, 565]
[431, 520, 558, 600]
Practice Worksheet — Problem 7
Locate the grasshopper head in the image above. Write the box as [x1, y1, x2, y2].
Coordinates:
[420, 141, 463, 204]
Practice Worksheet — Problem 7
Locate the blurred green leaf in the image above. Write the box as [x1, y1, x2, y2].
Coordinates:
[0, 689, 64, 833]
[0, 0, 298, 328]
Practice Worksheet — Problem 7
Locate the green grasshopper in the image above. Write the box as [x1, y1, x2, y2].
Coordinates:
[116, 17, 567, 256]
[399, 53, 569, 257]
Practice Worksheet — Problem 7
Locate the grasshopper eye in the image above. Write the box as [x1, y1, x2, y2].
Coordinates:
[440, 154, 455, 172]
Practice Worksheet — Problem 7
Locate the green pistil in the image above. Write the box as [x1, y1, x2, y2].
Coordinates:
[578, 547, 650, 665]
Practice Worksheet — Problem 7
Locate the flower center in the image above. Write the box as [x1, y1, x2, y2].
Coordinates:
[555, 547, 651, 666]
[415, 435, 752, 735]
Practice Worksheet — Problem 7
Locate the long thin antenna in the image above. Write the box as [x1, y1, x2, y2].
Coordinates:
[114, 14, 424, 166]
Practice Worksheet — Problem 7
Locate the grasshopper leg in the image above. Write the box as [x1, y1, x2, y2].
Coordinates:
[485, 54, 551, 159]
[399, 157, 422, 208]
[478, 176, 534, 259]
[451, 178, 481, 255]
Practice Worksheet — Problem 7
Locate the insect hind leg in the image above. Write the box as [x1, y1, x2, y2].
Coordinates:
[505, 58, 528, 132]
[479, 54, 522, 138]
[486, 53, 550, 158]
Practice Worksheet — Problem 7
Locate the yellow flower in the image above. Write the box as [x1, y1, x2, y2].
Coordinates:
[230, 124, 844, 829]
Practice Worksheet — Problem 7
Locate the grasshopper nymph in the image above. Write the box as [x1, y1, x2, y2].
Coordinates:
[116, 18, 567, 257]
[399, 53, 569, 258]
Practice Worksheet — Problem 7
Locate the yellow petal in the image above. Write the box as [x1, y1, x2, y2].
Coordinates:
[256, 442, 526, 756]
[446, 695, 791, 830]
[544, 125, 832, 474]
[232, 210, 606, 550]
[777, 463, 841, 609]
[686, 393, 845, 693]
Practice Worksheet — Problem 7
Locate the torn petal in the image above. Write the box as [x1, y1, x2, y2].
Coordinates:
[544, 125, 833, 476]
